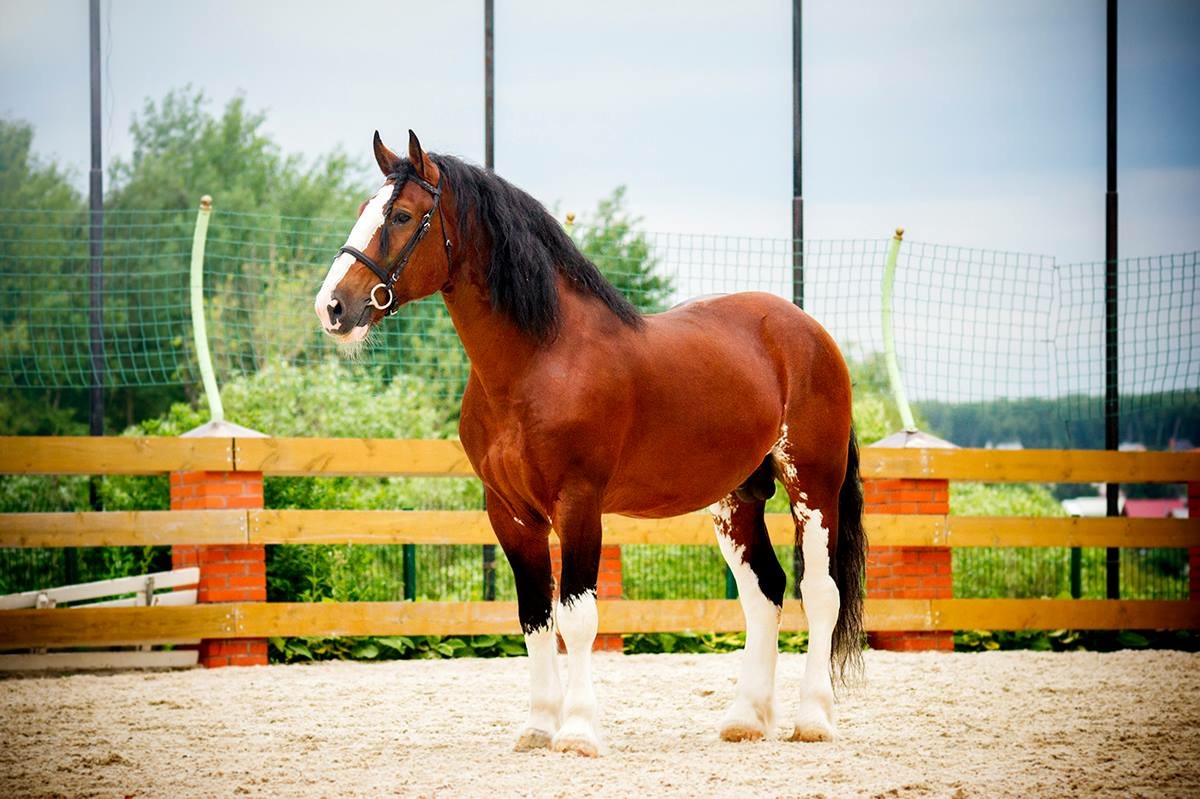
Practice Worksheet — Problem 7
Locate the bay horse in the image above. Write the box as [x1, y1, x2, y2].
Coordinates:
[315, 131, 866, 756]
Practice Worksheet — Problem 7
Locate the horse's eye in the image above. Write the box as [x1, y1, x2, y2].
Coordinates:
[392, 212, 411, 225]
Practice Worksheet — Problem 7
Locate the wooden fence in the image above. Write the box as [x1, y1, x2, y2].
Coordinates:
[0, 436, 1197, 650]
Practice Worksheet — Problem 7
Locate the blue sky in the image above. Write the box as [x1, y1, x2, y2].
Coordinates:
[1, 0, 1198, 262]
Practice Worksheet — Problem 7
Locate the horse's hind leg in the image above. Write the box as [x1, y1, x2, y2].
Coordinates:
[712, 493, 786, 741]
[775, 445, 843, 742]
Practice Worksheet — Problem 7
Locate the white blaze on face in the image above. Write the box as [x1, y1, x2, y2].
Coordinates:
[314, 181, 394, 336]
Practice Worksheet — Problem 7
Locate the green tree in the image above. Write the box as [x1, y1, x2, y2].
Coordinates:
[103, 87, 370, 391]
[0, 118, 91, 435]
[848, 351, 929, 444]
[107, 87, 363, 216]
[574, 186, 674, 313]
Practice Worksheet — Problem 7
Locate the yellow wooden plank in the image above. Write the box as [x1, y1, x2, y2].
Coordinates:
[234, 600, 522, 637]
[240, 510, 1200, 549]
[863, 514, 948, 546]
[602, 514, 716, 545]
[2, 598, 1195, 647]
[861, 448, 1199, 483]
[0, 436, 233, 475]
[2, 507, 1192, 550]
[249, 510, 497, 545]
[943, 516, 1200, 548]
[234, 437, 477, 476]
[0, 509, 247, 548]
[0, 605, 238, 649]
[861, 515, 1199, 548]
[933, 599, 1200, 630]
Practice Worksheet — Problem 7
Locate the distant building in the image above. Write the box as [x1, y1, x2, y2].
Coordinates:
[1122, 498, 1188, 519]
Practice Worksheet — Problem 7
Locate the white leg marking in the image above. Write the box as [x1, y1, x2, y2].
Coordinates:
[552, 590, 601, 756]
[792, 498, 840, 742]
[771, 426, 798, 484]
[315, 181, 394, 330]
[712, 497, 781, 742]
[515, 622, 562, 751]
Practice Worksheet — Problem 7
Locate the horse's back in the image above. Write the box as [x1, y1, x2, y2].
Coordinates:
[648, 291, 847, 389]
[600, 292, 850, 516]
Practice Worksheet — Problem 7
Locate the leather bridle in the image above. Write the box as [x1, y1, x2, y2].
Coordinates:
[337, 170, 452, 315]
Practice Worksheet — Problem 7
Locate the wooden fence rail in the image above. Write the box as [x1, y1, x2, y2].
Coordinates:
[1, 437, 1198, 649]
[1, 599, 1196, 649]
[2, 509, 1197, 549]
[3, 436, 1197, 481]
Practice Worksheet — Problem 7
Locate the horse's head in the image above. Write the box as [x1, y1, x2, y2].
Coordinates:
[314, 130, 451, 343]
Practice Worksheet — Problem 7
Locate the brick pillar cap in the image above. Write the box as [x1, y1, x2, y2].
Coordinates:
[181, 420, 269, 438]
[869, 429, 958, 449]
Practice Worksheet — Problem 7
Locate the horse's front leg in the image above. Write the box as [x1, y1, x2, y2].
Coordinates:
[487, 493, 561, 751]
[550, 485, 604, 757]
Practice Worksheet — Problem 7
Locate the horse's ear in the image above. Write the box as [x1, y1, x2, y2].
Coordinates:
[408, 129, 428, 179]
[373, 130, 399, 176]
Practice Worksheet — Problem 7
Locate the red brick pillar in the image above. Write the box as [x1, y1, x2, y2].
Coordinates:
[1190, 481, 1199, 602]
[170, 470, 267, 667]
[864, 478, 954, 651]
[550, 543, 624, 651]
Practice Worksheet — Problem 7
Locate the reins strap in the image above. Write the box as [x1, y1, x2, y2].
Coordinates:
[337, 245, 390, 285]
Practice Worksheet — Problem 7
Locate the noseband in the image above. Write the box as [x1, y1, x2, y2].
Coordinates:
[337, 171, 452, 315]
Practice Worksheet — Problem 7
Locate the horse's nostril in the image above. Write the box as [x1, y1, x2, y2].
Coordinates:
[328, 297, 343, 322]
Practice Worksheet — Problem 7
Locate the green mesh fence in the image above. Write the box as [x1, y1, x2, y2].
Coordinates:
[1, 206, 1196, 419]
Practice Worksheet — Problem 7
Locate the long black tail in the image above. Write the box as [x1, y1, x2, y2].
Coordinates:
[832, 427, 867, 682]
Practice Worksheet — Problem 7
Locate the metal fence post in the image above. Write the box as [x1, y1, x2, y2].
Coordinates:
[403, 544, 416, 601]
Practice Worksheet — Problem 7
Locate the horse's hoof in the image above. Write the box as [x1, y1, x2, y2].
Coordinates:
[514, 727, 554, 751]
[719, 721, 765, 742]
[788, 705, 836, 742]
[552, 724, 601, 757]
[719, 698, 772, 742]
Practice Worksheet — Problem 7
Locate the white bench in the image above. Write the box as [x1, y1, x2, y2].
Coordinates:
[0, 567, 201, 671]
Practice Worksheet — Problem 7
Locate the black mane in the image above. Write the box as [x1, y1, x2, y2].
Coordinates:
[396, 154, 643, 343]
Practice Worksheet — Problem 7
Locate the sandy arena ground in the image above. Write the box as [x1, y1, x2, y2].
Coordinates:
[1, 649, 1197, 798]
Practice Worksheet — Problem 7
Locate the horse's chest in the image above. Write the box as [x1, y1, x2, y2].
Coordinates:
[462, 407, 550, 500]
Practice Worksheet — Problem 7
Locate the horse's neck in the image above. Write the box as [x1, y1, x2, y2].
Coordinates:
[440, 267, 542, 398]
[442, 267, 608, 400]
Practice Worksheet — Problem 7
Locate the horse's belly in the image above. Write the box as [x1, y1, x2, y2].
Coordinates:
[602, 416, 778, 518]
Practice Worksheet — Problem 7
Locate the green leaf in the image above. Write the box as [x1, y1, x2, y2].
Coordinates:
[499, 640, 527, 656]
[1116, 631, 1150, 649]
[287, 641, 313, 661]
[377, 636, 414, 653]
[352, 641, 380, 659]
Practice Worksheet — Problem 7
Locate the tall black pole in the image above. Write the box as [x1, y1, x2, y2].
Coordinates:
[791, 0, 804, 599]
[791, 0, 804, 311]
[89, 0, 104, 437]
[481, 0, 497, 601]
[1104, 0, 1120, 600]
[484, 0, 494, 170]
[80, 0, 105, 584]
